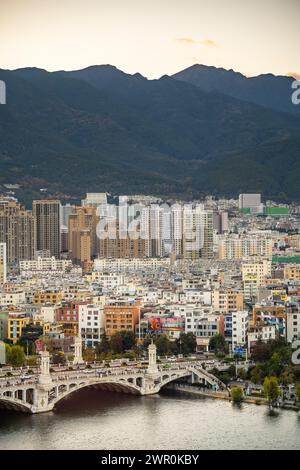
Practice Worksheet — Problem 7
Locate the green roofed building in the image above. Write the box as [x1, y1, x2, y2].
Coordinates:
[239, 208, 251, 214]
[264, 207, 289, 216]
[273, 256, 300, 264]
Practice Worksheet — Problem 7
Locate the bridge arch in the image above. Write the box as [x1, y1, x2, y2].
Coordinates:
[50, 378, 143, 409]
[0, 396, 33, 413]
[158, 367, 225, 391]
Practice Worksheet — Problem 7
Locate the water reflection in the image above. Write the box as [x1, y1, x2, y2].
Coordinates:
[0, 388, 299, 450]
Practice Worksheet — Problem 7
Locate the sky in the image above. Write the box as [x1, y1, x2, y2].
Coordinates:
[0, 0, 299, 79]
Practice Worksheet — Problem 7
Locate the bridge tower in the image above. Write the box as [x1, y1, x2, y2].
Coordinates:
[147, 340, 158, 374]
[33, 349, 53, 413]
[38, 349, 52, 386]
[73, 336, 84, 365]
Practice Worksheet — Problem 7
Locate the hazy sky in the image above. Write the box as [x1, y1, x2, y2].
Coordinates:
[0, 0, 299, 79]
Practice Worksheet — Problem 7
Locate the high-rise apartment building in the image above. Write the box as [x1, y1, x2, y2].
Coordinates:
[183, 206, 214, 259]
[97, 202, 213, 259]
[0, 243, 7, 284]
[68, 206, 99, 268]
[213, 211, 229, 234]
[33, 200, 60, 259]
[0, 197, 34, 263]
[60, 204, 75, 253]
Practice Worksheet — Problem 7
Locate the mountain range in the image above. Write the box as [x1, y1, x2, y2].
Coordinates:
[0, 64, 299, 205]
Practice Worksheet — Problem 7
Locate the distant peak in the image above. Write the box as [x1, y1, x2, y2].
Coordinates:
[173, 63, 246, 79]
[132, 72, 146, 80]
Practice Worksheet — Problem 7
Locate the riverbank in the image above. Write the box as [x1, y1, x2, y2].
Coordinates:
[165, 384, 300, 411]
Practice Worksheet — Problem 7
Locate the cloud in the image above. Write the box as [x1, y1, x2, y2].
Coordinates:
[175, 37, 197, 45]
[287, 72, 300, 81]
[175, 38, 219, 47]
[200, 39, 218, 47]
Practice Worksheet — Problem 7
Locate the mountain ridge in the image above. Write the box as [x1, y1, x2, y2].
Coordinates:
[0, 64, 299, 205]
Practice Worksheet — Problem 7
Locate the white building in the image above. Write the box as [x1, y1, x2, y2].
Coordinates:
[248, 325, 276, 352]
[231, 310, 249, 350]
[287, 310, 300, 343]
[81, 193, 107, 207]
[78, 304, 105, 348]
[0, 291, 26, 307]
[38, 305, 56, 323]
[94, 257, 170, 272]
[239, 194, 261, 210]
[89, 272, 125, 291]
[20, 257, 73, 272]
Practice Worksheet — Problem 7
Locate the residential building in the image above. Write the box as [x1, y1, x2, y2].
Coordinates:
[0, 310, 9, 340]
[218, 236, 273, 260]
[33, 200, 60, 258]
[104, 300, 140, 337]
[212, 289, 244, 313]
[248, 324, 276, 353]
[0, 197, 34, 263]
[68, 206, 99, 269]
[7, 312, 30, 343]
[33, 290, 62, 306]
[0, 242, 6, 284]
[231, 310, 248, 350]
[78, 304, 105, 347]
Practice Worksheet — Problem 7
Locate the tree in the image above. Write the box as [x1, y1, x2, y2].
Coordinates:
[279, 368, 295, 386]
[110, 333, 123, 354]
[7, 345, 25, 367]
[83, 348, 96, 362]
[251, 340, 271, 362]
[155, 335, 172, 356]
[250, 366, 264, 384]
[209, 334, 226, 353]
[237, 368, 247, 380]
[177, 332, 197, 355]
[120, 331, 135, 351]
[97, 333, 110, 354]
[296, 383, 300, 405]
[230, 386, 244, 403]
[268, 352, 281, 377]
[263, 376, 280, 407]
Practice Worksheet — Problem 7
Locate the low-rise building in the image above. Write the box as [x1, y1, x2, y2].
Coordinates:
[104, 300, 140, 337]
[78, 304, 105, 347]
[248, 324, 276, 353]
[7, 312, 30, 343]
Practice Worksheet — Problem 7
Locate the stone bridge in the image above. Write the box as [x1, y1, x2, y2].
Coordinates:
[0, 341, 225, 414]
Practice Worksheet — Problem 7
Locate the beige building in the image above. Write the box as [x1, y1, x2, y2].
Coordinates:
[183, 207, 214, 259]
[212, 289, 244, 313]
[242, 259, 272, 300]
[33, 200, 60, 258]
[283, 265, 300, 281]
[0, 197, 34, 263]
[0, 243, 6, 285]
[218, 236, 273, 260]
[242, 259, 272, 284]
[68, 206, 99, 269]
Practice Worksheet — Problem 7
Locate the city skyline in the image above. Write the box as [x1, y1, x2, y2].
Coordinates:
[1, 1, 300, 454]
[0, 0, 300, 80]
